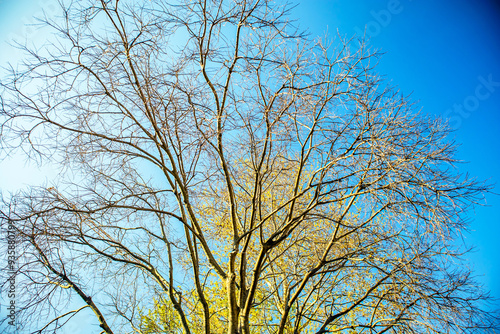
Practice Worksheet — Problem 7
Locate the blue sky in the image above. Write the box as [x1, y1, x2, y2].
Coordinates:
[0, 0, 499, 329]
[291, 0, 500, 301]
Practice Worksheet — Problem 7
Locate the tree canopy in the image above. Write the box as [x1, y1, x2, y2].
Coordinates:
[0, 0, 498, 333]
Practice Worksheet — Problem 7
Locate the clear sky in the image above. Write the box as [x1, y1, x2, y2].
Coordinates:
[0, 0, 499, 330]
[290, 0, 500, 302]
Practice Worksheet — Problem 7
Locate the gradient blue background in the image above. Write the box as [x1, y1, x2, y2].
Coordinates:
[0, 0, 499, 331]
[290, 0, 500, 302]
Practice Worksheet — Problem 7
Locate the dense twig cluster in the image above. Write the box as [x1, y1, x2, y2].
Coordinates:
[0, 1, 498, 333]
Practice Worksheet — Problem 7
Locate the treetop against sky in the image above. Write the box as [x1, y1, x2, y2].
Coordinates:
[0, 1, 499, 333]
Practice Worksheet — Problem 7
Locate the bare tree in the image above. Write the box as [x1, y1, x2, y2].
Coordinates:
[0, 0, 498, 333]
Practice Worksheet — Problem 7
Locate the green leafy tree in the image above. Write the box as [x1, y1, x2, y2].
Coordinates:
[138, 298, 182, 334]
